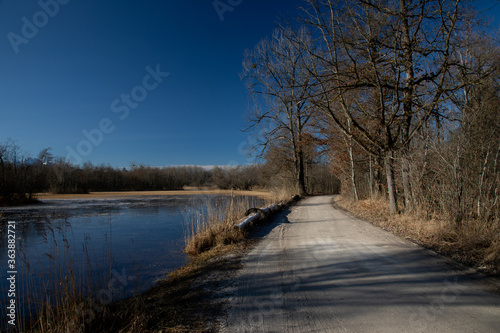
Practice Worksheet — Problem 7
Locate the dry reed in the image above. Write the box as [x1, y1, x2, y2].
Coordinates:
[335, 195, 500, 274]
[184, 195, 274, 256]
[3, 220, 115, 333]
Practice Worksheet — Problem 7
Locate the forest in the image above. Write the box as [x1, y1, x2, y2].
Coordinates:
[241, 0, 499, 227]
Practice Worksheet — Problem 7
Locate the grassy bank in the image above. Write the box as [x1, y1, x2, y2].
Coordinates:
[14, 235, 248, 333]
[73, 244, 248, 333]
[184, 195, 278, 255]
[334, 196, 500, 276]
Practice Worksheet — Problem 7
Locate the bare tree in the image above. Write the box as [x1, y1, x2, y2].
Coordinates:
[295, 0, 475, 213]
[0, 139, 38, 203]
[37, 147, 53, 166]
[242, 27, 317, 195]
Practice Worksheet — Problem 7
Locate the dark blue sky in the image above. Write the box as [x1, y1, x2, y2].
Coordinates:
[0, 0, 498, 168]
[0, 0, 303, 167]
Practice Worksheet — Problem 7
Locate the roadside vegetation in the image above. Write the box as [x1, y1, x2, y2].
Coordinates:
[335, 196, 500, 275]
[184, 189, 301, 256]
[184, 195, 268, 256]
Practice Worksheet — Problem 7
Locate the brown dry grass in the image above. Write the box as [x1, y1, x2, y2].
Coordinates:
[335, 196, 500, 275]
[184, 196, 274, 255]
[13, 221, 114, 333]
[269, 187, 299, 202]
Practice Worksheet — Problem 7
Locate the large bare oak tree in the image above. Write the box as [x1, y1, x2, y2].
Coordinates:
[242, 28, 317, 195]
[296, 0, 475, 213]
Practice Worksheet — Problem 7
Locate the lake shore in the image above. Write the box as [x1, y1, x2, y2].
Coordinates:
[35, 189, 272, 200]
[10, 190, 280, 332]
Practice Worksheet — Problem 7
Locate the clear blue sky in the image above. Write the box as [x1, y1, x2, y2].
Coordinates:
[0, 0, 498, 168]
[0, 0, 303, 168]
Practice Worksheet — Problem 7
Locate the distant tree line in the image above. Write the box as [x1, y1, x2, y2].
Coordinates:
[0, 139, 339, 205]
[242, 0, 499, 225]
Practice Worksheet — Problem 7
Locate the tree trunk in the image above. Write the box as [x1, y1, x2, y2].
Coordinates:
[452, 144, 464, 227]
[369, 154, 374, 199]
[400, 0, 415, 213]
[385, 151, 398, 214]
[298, 150, 307, 196]
[401, 150, 413, 212]
[375, 152, 384, 196]
[346, 118, 358, 201]
[349, 142, 358, 201]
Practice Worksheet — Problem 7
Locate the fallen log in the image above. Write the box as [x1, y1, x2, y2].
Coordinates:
[236, 203, 284, 230]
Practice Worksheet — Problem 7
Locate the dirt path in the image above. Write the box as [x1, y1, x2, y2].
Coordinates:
[221, 195, 500, 332]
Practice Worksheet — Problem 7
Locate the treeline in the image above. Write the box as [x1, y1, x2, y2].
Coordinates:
[242, 0, 499, 225]
[0, 139, 339, 205]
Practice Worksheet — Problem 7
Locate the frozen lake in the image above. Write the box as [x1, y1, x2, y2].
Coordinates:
[0, 194, 265, 328]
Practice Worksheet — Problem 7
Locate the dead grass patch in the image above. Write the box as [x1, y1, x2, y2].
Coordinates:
[184, 196, 274, 256]
[335, 196, 500, 275]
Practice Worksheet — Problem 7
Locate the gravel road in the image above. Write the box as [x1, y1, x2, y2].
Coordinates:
[222, 195, 500, 332]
